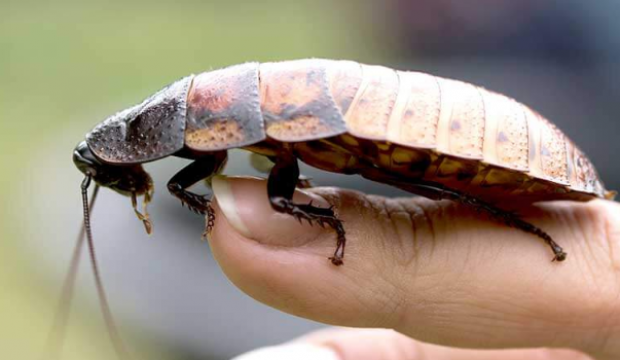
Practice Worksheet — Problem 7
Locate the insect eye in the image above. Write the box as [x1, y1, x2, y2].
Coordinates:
[73, 142, 101, 177]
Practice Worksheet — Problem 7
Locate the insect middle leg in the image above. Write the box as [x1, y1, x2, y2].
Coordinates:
[397, 181, 567, 262]
[167, 151, 227, 238]
[249, 153, 314, 189]
[268, 150, 346, 265]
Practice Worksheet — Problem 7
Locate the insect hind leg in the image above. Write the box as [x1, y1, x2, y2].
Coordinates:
[268, 149, 346, 265]
[399, 181, 567, 262]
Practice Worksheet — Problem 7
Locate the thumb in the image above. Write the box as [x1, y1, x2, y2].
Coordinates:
[209, 175, 411, 327]
[208, 175, 620, 358]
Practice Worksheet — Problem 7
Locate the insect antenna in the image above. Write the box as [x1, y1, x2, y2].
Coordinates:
[45, 176, 131, 359]
[81, 175, 131, 359]
[45, 180, 99, 359]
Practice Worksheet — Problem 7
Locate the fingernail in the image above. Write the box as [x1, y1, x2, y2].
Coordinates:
[212, 175, 253, 238]
[231, 343, 340, 360]
[211, 175, 331, 246]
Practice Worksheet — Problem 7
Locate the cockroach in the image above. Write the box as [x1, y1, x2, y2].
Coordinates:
[63, 58, 615, 358]
[73, 58, 616, 265]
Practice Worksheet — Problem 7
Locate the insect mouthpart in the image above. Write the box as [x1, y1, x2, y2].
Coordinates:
[73, 141, 153, 195]
[73, 140, 154, 234]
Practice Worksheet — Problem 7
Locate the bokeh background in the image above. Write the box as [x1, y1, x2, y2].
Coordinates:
[2, 0, 619, 359]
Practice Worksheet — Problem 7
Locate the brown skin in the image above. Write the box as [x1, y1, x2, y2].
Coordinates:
[209, 176, 620, 360]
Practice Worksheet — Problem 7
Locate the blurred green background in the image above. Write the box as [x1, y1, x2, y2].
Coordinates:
[1, 0, 619, 359]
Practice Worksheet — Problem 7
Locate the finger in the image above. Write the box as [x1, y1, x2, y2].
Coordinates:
[298, 328, 591, 360]
[232, 328, 591, 360]
[209, 176, 620, 359]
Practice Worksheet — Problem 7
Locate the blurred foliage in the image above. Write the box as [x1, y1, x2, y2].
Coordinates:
[0, 0, 391, 358]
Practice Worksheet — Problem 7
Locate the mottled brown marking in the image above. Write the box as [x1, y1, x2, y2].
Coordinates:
[328, 61, 363, 115]
[435, 156, 478, 180]
[186, 63, 264, 151]
[344, 64, 398, 140]
[270, 60, 609, 199]
[481, 89, 529, 171]
[294, 139, 359, 174]
[538, 115, 568, 184]
[483, 167, 527, 187]
[185, 120, 245, 150]
[259, 60, 346, 141]
[190, 83, 231, 113]
[573, 146, 604, 194]
[435, 78, 485, 159]
[387, 71, 441, 148]
[264, 116, 330, 140]
[389, 147, 431, 177]
[523, 105, 545, 179]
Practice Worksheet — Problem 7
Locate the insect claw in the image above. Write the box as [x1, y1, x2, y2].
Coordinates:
[329, 256, 344, 266]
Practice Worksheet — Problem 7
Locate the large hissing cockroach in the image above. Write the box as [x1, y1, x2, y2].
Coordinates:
[73, 58, 615, 266]
[62, 58, 615, 358]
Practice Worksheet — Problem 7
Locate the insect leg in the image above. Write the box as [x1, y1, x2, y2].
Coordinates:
[249, 152, 314, 189]
[399, 181, 567, 262]
[268, 150, 346, 265]
[167, 151, 227, 238]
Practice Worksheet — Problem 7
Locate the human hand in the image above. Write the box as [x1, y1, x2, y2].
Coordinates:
[208, 176, 620, 360]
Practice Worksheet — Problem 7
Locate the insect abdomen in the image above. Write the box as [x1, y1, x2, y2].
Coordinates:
[184, 59, 607, 201]
[320, 60, 606, 200]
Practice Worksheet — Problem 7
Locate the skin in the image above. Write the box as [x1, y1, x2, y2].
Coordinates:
[208, 176, 620, 360]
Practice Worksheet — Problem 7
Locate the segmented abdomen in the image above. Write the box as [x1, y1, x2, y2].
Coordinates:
[184, 59, 608, 203]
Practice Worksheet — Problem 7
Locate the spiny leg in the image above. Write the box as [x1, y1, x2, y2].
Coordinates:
[399, 181, 567, 262]
[167, 151, 227, 239]
[267, 149, 346, 265]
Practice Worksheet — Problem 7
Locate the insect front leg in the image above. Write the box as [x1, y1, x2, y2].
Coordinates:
[167, 151, 227, 239]
[267, 149, 346, 265]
